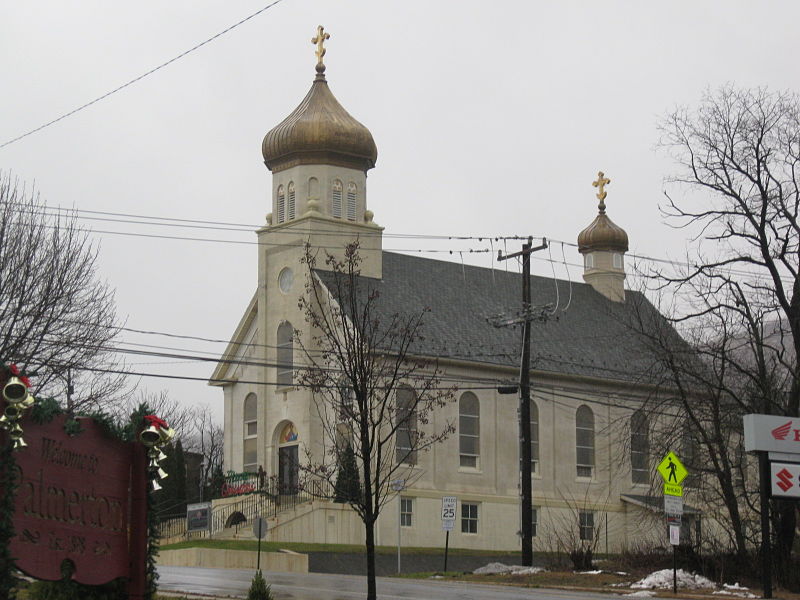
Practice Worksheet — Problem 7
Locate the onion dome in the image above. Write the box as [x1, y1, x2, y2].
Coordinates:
[578, 171, 629, 253]
[262, 64, 378, 173]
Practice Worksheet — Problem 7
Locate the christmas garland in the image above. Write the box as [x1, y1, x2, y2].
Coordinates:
[0, 389, 164, 600]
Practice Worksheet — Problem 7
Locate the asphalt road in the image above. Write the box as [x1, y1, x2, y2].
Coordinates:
[157, 565, 691, 600]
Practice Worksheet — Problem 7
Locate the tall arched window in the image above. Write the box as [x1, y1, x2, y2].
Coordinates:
[243, 393, 258, 472]
[459, 392, 480, 468]
[277, 185, 286, 223]
[346, 182, 357, 221]
[630, 409, 649, 484]
[332, 180, 343, 218]
[287, 182, 296, 220]
[530, 400, 540, 474]
[576, 405, 595, 478]
[395, 386, 417, 465]
[276, 322, 293, 387]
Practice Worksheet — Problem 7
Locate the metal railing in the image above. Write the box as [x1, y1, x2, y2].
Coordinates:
[156, 479, 332, 540]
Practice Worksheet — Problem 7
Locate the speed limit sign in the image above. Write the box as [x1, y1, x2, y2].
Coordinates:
[441, 496, 457, 521]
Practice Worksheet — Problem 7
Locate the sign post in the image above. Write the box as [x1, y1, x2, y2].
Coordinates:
[657, 451, 688, 595]
[252, 516, 267, 571]
[441, 496, 456, 572]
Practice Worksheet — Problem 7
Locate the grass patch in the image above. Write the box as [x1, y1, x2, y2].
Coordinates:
[160, 538, 519, 556]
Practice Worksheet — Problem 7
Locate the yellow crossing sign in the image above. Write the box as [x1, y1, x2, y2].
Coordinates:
[664, 483, 683, 497]
[657, 451, 688, 485]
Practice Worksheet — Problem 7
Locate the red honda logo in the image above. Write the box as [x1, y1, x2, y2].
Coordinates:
[776, 468, 794, 492]
[772, 421, 793, 440]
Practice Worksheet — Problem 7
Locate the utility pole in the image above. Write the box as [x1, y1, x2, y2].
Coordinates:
[491, 236, 548, 567]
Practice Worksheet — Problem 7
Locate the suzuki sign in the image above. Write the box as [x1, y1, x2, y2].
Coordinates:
[770, 462, 800, 498]
[743, 414, 800, 454]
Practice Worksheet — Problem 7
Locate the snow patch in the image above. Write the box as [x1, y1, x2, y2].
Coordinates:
[577, 570, 603, 574]
[625, 592, 656, 597]
[630, 569, 715, 590]
[473, 562, 545, 575]
[712, 583, 756, 598]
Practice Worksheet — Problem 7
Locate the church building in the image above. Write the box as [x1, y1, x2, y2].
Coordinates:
[211, 28, 689, 552]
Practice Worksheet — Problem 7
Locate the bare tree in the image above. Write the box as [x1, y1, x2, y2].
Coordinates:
[0, 172, 125, 411]
[185, 405, 224, 500]
[644, 85, 800, 573]
[296, 242, 455, 600]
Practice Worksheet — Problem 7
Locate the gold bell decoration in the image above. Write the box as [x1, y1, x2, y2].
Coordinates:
[0, 364, 35, 450]
[140, 415, 172, 491]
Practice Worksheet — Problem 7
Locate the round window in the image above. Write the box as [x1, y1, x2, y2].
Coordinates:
[278, 267, 294, 294]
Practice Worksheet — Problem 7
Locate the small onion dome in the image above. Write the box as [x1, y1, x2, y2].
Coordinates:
[262, 66, 378, 173]
[577, 209, 629, 254]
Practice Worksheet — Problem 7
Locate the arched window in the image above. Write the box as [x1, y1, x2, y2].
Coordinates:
[613, 253, 623, 269]
[332, 180, 343, 218]
[459, 392, 480, 468]
[243, 393, 258, 472]
[277, 185, 286, 223]
[530, 400, 540, 474]
[630, 409, 649, 484]
[276, 322, 293, 387]
[395, 386, 417, 465]
[584, 254, 594, 269]
[576, 405, 595, 478]
[346, 182, 357, 221]
[287, 182, 296, 220]
[338, 378, 355, 422]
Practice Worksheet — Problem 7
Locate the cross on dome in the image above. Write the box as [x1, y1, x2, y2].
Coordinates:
[592, 171, 611, 213]
[312, 25, 330, 72]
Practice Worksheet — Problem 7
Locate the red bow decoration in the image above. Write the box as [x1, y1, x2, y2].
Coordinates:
[144, 415, 169, 430]
[7, 363, 31, 389]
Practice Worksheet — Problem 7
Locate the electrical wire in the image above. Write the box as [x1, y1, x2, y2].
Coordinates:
[0, 0, 287, 149]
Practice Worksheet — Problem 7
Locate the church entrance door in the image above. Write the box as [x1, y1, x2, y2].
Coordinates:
[278, 445, 299, 495]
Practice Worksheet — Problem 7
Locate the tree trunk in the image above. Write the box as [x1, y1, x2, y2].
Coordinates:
[365, 517, 377, 600]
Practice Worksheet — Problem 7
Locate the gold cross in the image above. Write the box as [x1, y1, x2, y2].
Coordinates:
[592, 171, 610, 211]
[311, 25, 330, 68]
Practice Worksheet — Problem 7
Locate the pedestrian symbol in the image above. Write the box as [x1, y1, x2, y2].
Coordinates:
[657, 451, 688, 485]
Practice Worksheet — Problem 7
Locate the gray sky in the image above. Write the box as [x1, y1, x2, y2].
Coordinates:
[3, 1, 799, 423]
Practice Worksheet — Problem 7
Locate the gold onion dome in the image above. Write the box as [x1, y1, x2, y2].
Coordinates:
[261, 64, 378, 173]
[578, 172, 629, 254]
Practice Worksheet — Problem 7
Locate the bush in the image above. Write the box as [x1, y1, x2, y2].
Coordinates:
[27, 579, 126, 600]
[247, 569, 273, 600]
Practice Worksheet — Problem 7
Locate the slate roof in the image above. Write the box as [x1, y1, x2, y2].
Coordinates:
[315, 252, 669, 386]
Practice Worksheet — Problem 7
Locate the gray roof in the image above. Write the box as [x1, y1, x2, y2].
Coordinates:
[316, 252, 667, 385]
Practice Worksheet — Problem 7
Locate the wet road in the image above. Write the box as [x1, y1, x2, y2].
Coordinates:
[158, 565, 687, 600]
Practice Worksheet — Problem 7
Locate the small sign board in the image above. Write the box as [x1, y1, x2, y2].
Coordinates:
[664, 495, 683, 515]
[186, 502, 211, 532]
[442, 519, 455, 531]
[770, 462, 800, 498]
[441, 496, 457, 521]
[669, 524, 681, 546]
[391, 479, 405, 492]
[664, 483, 683, 497]
[252, 517, 268, 539]
[657, 451, 688, 485]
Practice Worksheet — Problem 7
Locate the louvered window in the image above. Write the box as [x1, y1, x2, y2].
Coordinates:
[395, 386, 417, 465]
[347, 182, 357, 221]
[243, 393, 258, 472]
[530, 401, 540, 473]
[277, 185, 285, 223]
[287, 182, 296, 220]
[332, 180, 343, 218]
[277, 322, 293, 387]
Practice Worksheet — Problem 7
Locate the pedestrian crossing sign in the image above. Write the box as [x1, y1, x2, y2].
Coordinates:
[657, 451, 688, 485]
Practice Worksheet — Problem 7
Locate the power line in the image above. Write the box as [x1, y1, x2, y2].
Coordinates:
[0, 0, 286, 149]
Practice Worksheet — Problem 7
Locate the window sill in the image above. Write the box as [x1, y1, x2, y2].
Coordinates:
[575, 476, 595, 483]
[458, 467, 482, 475]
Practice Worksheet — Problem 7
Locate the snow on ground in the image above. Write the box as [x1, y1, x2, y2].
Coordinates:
[712, 583, 756, 598]
[625, 592, 656, 597]
[631, 569, 716, 590]
[577, 570, 603, 574]
[473, 562, 545, 575]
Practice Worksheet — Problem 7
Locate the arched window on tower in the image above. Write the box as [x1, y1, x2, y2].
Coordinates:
[630, 409, 649, 484]
[243, 393, 257, 472]
[277, 322, 294, 387]
[332, 180, 343, 218]
[287, 182, 296, 220]
[347, 182, 357, 221]
[459, 392, 480, 468]
[277, 185, 285, 223]
[576, 405, 595, 478]
[395, 386, 417, 465]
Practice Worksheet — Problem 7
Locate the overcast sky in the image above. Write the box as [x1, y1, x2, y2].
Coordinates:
[3, 1, 799, 424]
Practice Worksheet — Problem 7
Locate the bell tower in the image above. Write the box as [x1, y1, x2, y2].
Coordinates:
[577, 172, 629, 302]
